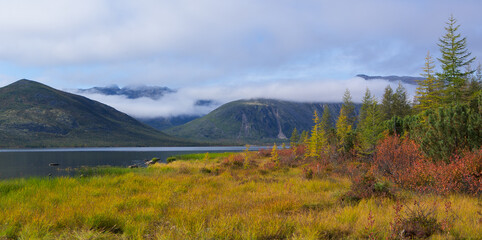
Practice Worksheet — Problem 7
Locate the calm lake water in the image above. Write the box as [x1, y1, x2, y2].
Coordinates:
[0, 146, 265, 179]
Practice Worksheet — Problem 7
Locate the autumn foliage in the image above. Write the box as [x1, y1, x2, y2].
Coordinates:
[373, 134, 482, 195]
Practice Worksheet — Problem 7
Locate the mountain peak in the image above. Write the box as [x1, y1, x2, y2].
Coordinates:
[9, 79, 42, 86]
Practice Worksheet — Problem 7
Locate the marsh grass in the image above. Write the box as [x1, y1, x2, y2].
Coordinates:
[0, 153, 480, 239]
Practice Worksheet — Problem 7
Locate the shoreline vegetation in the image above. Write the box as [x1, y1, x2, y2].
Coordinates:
[0, 150, 480, 239]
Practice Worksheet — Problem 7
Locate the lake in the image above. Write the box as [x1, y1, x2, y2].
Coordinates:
[0, 146, 266, 179]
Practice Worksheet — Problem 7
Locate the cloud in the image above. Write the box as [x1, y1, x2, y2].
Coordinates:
[0, 0, 480, 90]
[74, 77, 416, 118]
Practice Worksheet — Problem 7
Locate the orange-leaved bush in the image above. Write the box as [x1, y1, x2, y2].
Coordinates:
[373, 134, 425, 181]
[373, 134, 481, 195]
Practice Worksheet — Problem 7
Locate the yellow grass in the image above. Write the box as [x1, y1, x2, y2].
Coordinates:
[0, 154, 480, 239]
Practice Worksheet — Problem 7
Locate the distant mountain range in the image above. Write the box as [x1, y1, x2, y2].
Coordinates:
[76, 74, 419, 130]
[1, 77, 415, 147]
[165, 99, 361, 144]
[0, 80, 193, 148]
[77, 85, 176, 100]
[356, 74, 423, 85]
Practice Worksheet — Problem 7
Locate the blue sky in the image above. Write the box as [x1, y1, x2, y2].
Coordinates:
[0, 0, 481, 117]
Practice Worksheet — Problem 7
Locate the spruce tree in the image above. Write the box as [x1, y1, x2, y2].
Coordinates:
[437, 15, 476, 104]
[356, 89, 384, 156]
[392, 82, 411, 117]
[336, 105, 352, 153]
[381, 85, 394, 120]
[321, 104, 332, 132]
[415, 51, 444, 111]
[465, 63, 482, 109]
[336, 90, 356, 154]
[342, 89, 356, 126]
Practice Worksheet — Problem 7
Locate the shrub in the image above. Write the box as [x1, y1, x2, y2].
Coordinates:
[301, 162, 333, 179]
[166, 157, 176, 163]
[279, 149, 301, 167]
[373, 134, 425, 181]
[389, 148, 481, 195]
[257, 148, 271, 158]
[341, 172, 395, 204]
[294, 144, 307, 156]
[413, 104, 482, 162]
[390, 201, 441, 239]
[374, 134, 481, 195]
[222, 154, 244, 169]
[302, 165, 313, 180]
[261, 161, 277, 171]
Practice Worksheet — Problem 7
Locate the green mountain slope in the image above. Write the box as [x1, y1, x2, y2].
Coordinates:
[0, 79, 191, 148]
[165, 99, 359, 144]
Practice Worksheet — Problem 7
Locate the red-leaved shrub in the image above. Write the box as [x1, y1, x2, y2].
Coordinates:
[373, 134, 482, 195]
[222, 154, 244, 169]
[373, 134, 425, 182]
[257, 148, 271, 158]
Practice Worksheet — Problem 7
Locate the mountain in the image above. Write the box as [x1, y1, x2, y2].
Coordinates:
[165, 99, 360, 144]
[0, 80, 192, 148]
[357, 74, 423, 85]
[77, 85, 175, 100]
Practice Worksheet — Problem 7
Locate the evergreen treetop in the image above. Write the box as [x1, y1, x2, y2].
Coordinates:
[437, 15, 476, 104]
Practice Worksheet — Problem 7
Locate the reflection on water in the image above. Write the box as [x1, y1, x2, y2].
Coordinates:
[0, 146, 265, 179]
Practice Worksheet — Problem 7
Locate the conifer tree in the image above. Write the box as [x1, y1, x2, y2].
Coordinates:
[415, 51, 444, 111]
[381, 83, 411, 119]
[336, 105, 352, 153]
[477, 63, 482, 82]
[300, 130, 309, 145]
[308, 110, 329, 158]
[437, 15, 476, 104]
[381, 85, 394, 120]
[289, 127, 300, 146]
[336, 89, 356, 153]
[414, 104, 482, 162]
[321, 104, 332, 132]
[308, 111, 321, 158]
[342, 89, 356, 126]
[356, 89, 384, 156]
[465, 63, 482, 108]
[392, 82, 411, 117]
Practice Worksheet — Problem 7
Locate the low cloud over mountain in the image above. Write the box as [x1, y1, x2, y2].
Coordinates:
[72, 76, 417, 119]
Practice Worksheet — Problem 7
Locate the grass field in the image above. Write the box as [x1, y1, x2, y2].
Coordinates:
[0, 152, 480, 239]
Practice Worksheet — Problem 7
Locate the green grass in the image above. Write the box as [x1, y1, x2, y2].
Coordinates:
[0, 153, 480, 239]
[172, 152, 234, 161]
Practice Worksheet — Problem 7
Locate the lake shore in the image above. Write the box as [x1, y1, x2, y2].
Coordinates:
[0, 146, 266, 179]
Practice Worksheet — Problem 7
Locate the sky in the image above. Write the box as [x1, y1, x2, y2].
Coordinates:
[0, 0, 481, 118]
